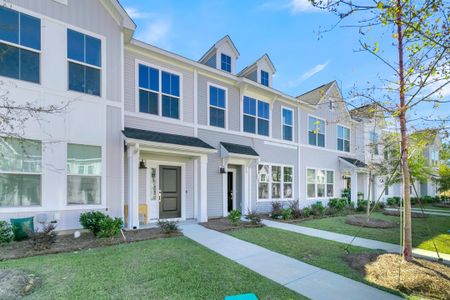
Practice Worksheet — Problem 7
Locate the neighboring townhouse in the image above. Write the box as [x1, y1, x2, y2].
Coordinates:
[1, 0, 376, 231]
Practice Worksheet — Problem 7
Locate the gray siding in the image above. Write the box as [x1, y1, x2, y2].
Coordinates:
[248, 70, 257, 83]
[205, 54, 216, 68]
[124, 115, 195, 137]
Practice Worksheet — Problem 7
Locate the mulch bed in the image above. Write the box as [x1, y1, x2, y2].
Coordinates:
[343, 252, 450, 300]
[345, 215, 398, 228]
[383, 209, 428, 218]
[201, 218, 264, 232]
[0, 269, 41, 300]
[0, 228, 181, 261]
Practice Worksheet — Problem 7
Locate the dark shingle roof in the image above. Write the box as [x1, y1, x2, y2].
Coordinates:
[220, 142, 259, 157]
[123, 127, 215, 150]
[296, 81, 335, 105]
[339, 156, 368, 168]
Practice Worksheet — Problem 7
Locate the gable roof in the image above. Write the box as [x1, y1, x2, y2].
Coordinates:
[296, 81, 336, 105]
[198, 35, 240, 63]
[237, 53, 276, 77]
[411, 129, 441, 146]
[349, 104, 385, 121]
[104, 0, 136, 31]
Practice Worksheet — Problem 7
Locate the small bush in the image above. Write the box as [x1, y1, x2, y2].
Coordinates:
[79, 211, 122, 238]
[288, 200, 302, 219]
[158, 220, 179, 234]
[328, 198, 347, 211]
[324, 207, 338, 216]
[97, 217, 122, 238]
[311, 201, 325, 216]
[32, 223, 57, 251]
[245, 211, 262, 225]
[423, 195, 433, 203]
[0, 221, 14, 244]
[281, 208, 293, 220]
[227, 210, 242, 226]
[356, 200, 367, 212]
[386, 197, 401, 206]
[302, 207, 312, 217]
[341, 188, 351, 201]
[270, 201, 283, 219]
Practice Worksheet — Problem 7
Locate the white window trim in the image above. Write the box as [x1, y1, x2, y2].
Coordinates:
[306, 167, 335, 199]
[207, 82, 228, 129]
[281, 106, 294, 141]
[261, 70, 269, 86]
[257, 162, 294, 202]
[242, 96, 271, 137]
[220, 53, 232, 72]
[307, 114, 326, 148]
[134, 59, 184, 121]
[336, 124, 351, 153]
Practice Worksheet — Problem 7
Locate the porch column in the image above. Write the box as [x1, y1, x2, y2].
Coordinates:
[127, 143, 140, 229]
[351, 171, 358, 203]
[199, 155, 208, 222]
[242, 164, 249, 214]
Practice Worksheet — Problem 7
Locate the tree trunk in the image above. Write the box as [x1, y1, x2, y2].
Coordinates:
[367, 171, 372, 221]
[396, 0, 413, 261]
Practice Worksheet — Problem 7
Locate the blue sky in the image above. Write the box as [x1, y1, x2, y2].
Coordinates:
[121, 0, 449, 128]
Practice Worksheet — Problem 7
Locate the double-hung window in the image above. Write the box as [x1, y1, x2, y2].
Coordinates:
[67, 29, 102, 96]
[138, 64, 181, 119]
[308, 116, 325, 147]
[337, 125, 350, 152]
[0, 7, 40, 83]
[221, 53, 231, 72]
[369, 131, 379, 155]
[261, 70, 269, 86]
[0, 137, 42, 207]
[282, 108, 293, 141]
[307, 168, 334, 198]
[258, 164, 294, 200]
[243, 97, 270, 136]
[209, 85, 226, 128]
[67, 144, 101, 205]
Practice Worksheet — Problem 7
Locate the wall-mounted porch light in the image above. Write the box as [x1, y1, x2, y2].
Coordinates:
[219, 166, 226, 174]
[139, 160, 147, 169]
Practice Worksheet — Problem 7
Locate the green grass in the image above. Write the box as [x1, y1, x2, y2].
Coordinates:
[1, 237, 304, 299]
[227, 227, 400, 296]
[296, 212, 450, 254]
[411, 203, 450, 211]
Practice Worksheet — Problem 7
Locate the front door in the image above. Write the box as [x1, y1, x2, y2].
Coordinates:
[227, 171, 234, 212]
[159, 165, 181, 219]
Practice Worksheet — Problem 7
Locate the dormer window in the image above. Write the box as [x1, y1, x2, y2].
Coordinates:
[261, 70, 269, 87]
[221, 54, 231, 72]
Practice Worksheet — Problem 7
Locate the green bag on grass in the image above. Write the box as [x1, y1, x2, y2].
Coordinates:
[10, 217, 34, 241]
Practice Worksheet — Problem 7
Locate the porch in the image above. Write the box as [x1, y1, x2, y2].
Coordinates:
[123, 128, 216, 229]
[338, 156, 369, 202]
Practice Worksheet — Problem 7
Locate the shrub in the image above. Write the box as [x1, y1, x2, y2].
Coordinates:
[423, 196, 433, 203]
[328, 198, 347, 211]
[386, 197, 401, 206]
[324, 207, 338, 216]
[227, 210, 242, 226]
[310, 201, 325, 216]
[0, 221, 14, 244]
[281, 208, 293, 220]
[32, 223, 57, 251]
[270, 201, 283, 219]
[245, 211, 262, 225]
[79, 211, 122, 238]
[158, 220, 179, 234]
[432, 196, 441, 203]
[302, 207, 312, 217]
[356, 200, 367, 212]
[288, 200, 302, 219]
[341, 188, 351, 201]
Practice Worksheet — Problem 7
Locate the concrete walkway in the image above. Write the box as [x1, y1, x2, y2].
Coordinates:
[181, 224, 400, 300]
[385, 207, 450, 217]
[262, 219, 450, 265]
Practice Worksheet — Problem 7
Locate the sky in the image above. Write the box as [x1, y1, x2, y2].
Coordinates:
[120, 0, 449, 130]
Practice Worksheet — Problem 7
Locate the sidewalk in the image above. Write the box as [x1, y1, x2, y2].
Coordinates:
[181, 224, 400, 300]
[385, 207, 450, 217]
[262, 219, 450, 265]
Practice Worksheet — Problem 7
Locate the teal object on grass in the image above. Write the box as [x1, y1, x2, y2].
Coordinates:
[224, 293, 258, 300]
[10, 217, 34, 241]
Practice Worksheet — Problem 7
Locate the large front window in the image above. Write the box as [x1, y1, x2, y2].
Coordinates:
[337, 125, 350, 152]
[307, 168, 334, 198]
[67, 144, 101, 205]
[67, 29, 101, 96]
[308, 116, 325, 147]
[209, 85, 226, 128]
[243, 96, 270, 136]
[258, 164, 293, 200]
[0, 6, 40, 83]
[0, 137, 41, 207]
[282, 108, 293, 141]
[138, 64, 180, 119]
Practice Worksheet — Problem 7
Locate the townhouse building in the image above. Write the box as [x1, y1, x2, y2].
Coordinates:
[2, 0, 436, 231]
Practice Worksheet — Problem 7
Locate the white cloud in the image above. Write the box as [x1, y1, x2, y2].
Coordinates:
[259, 0, 319, 14]
[136, 19, 172, 45]
[289, 0, 318, 13]
[286, 61, 329, 88]
[124, 7, 150, 19]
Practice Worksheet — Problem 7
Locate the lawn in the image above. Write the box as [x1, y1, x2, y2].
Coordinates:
[411, 203, 450, 212]
[0, 236, 304, 299]
[296, 212, 450, 254]
[227, 227, 400, 296]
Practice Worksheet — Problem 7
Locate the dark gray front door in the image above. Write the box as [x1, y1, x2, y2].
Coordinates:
[159, 165, 181, 218]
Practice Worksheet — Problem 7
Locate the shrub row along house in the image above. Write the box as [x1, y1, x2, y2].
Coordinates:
[0, 0, 442, 230]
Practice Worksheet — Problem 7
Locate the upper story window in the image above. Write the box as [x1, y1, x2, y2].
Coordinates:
[369, 131, 379, 155]
[243, 96, 270, 136]
[138, 64, 180, 119]
[261, 70, 269, 87]
[209, 85, 226, 128]
[67, 29, 101, 96]
[308, 116, 325, 147]
[0, 6, 40, 84]
[0, 137, 42, 207]
[329, 100, 334, 111]
[221, 53, 231, 72]
[430, 149, 439, 166]
[282, 108, 293, 141]
[337, 125, 350, 152]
